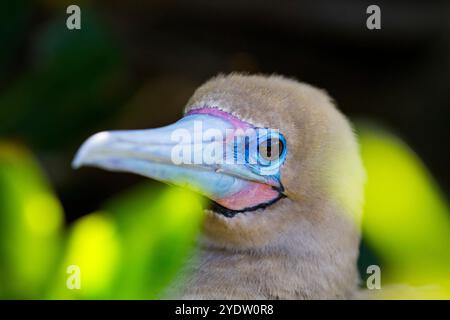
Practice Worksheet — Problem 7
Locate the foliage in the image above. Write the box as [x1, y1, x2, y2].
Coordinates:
[0, 142, 204, 299]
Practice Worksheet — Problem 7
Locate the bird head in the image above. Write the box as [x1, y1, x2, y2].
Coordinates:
[73, 74, 365, 251]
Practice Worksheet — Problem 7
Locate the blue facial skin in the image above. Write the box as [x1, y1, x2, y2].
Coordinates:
[73, 114, 288, 202]
[256, 129, 287, 178]
[234, 128, 287, 181]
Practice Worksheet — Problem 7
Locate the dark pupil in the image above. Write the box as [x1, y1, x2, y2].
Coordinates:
[267, 139, 272, 157]
[260, 138, 283, 160]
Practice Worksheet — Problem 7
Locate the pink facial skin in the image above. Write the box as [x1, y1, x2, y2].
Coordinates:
[216, 182, 281, 211]
[186, 107, 253, 130]
[186, 107, 281, 211]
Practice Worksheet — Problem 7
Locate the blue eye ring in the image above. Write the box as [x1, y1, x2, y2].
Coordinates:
[248, 129, 287, 176]
[257, 130, 287, 165]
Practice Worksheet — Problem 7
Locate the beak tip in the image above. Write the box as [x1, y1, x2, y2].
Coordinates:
[72, 148, 87, 169]
[71, 156, 82, 169]
[72, 131, 111, 170]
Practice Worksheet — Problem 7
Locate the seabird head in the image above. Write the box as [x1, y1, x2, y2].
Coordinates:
[73, 74, 365, 251]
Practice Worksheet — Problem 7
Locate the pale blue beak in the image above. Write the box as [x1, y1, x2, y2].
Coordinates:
[72, 114, 270, 201]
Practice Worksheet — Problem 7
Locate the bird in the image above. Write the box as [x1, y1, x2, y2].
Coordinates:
[72, 73, 366, 299]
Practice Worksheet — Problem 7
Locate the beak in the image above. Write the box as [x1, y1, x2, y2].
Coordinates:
[72, 114, 270, 203]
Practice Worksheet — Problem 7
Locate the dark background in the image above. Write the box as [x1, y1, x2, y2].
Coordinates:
[1, 0, 449, 224]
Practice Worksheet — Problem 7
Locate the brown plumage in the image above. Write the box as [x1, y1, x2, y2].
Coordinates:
[74, 73, 366, 299]
[173, 74, 365, 299]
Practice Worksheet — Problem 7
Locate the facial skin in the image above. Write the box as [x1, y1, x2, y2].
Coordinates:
[183, 74, 365, 250]
[73, 74, 366, 299]
[73, 74, 365, 247]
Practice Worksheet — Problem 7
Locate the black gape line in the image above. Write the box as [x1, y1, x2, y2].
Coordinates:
[210, 185, 287, 218]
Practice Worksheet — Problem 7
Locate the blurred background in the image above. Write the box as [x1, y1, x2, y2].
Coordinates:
[0, 0, 449, 299]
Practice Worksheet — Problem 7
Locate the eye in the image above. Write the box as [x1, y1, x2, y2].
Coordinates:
[258, 137, 284, 162]
[249, 130, 287, 176]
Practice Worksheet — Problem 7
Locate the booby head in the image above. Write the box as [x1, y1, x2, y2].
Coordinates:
[73, 74, 365, 251]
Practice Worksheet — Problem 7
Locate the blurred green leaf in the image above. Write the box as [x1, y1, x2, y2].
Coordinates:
[48, 183, 204, 299]
[106, 184, 205, 299]
[357, 123, 450, 297]
[49, 212, 120, 299]
[0, 142, 63, 298]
